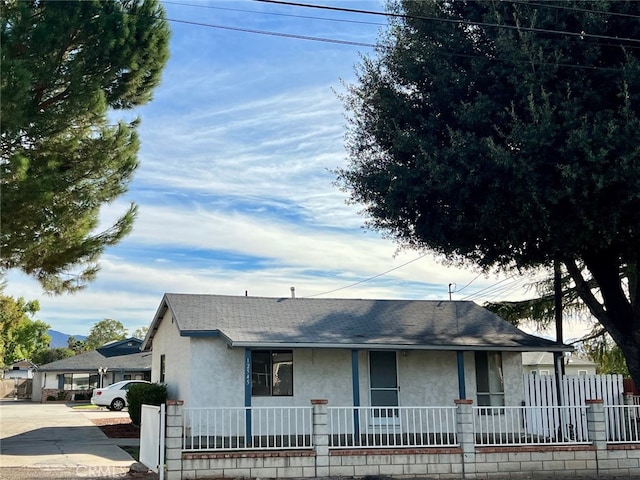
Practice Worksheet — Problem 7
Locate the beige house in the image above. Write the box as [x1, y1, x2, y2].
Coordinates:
[522, 351, 598, 376]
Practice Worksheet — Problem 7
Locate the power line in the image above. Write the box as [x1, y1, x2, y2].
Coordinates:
[162, 0, 386, 27]
[461, 274, 520, 302]
[164, 16, 376, 48]
[156, 14, 634, 73]
[122, 3, 640, 73]
[304, 253, 428, 298]
[454, 272, 483, 294]
[255, 0, 640, 45]
[512, 1, 640, 20]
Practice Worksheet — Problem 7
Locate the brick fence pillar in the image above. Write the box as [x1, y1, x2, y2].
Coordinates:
[311, 399, 329, 477]
[455, 399, 476, 478]
[165, 400, 184, 480]
[586, 399, 606, 451]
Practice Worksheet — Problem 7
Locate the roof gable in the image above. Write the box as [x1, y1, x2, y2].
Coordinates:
[5, 359, 37, 370]
[145, 294, 570, 352]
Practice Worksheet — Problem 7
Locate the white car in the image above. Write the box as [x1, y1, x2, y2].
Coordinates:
[90, 380, 151, 411]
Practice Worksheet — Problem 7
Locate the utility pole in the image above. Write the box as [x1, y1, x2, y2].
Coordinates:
[553, 260, 565, 405]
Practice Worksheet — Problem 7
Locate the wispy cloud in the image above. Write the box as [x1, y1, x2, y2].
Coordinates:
[3, 1, 589, 342]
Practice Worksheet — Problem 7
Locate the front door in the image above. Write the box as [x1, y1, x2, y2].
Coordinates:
[369, 351, 399, 421]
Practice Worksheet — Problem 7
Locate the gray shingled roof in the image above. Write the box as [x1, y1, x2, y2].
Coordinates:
[146, 294, 569, 352]
[37, 350, 151, 372]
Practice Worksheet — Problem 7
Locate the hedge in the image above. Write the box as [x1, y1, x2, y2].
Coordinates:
[126, 383, 167, 426]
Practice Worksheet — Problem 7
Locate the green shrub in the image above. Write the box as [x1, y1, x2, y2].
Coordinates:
[127, 383, 167, 426]
[47, 395, 56, 401]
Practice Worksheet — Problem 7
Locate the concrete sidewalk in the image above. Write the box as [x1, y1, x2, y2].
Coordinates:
[0, 401, 137, 470]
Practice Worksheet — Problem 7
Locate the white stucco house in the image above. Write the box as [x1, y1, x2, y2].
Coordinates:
[143, 294, 570, 410]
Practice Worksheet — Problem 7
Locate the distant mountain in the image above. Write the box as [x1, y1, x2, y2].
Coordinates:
[48, 329, 87, 349]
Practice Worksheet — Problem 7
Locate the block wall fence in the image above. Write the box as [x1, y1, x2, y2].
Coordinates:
[163, 399, 640, 480]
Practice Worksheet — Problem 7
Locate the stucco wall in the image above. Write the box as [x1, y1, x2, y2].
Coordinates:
[151, 309, 191, 404]
[254, 349, 354, 408]
[183, 342, 524, 408]
[189, 337, 245, 408]
[503, 351, 525, 406]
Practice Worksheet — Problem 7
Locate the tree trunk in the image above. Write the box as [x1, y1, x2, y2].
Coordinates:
[566, 253, 640, 389]
[618, 337, 640, 390]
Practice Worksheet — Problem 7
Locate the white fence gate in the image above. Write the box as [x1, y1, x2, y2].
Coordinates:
[523, 374, 623, 440]
[140, 404, 166, 480]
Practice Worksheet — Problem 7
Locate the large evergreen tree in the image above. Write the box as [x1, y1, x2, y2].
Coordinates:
[338, 1, 640, 386]
[1, 0, 170, 293]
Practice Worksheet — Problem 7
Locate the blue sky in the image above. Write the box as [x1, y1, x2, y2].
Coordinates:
[5, 0, 590, 341]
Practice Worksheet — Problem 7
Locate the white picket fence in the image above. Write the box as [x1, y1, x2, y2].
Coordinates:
[524, 373, 624, 407]
[523, 374, 623, 440]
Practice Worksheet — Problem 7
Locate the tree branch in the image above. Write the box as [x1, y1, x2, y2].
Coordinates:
[563, 258, 609, 324]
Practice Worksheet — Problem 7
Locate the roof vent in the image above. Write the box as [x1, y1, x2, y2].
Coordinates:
[290, 286, 295, 299]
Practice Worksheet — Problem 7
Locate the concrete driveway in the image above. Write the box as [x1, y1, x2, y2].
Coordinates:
[0, 400, 137, 475]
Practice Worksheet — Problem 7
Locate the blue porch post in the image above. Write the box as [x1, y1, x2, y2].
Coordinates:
[457, 351, 466, 399]
[352, 350, 360, 438]
[244, 348, 252, 447]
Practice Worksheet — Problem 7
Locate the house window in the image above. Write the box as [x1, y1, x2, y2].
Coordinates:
[539, 369, 550, 375]
[475, 351, 504, 407]
[62, 373, 99, 390]
[160, 354, 166, 383]
[251, 350, 293, 396]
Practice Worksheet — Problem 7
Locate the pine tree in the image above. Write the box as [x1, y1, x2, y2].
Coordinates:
[1, 0, 170, 292]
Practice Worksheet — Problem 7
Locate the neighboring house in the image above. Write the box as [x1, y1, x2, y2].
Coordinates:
[32, 337, 151, 402]
[143, 293, 570, 410]
[2, 359, 37, 379]
[1, 359, 37, 399]
[522, 351, 598, 376]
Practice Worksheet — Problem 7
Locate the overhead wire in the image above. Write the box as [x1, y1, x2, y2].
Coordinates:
[141, 2, 639, 300]
[510, 1, 640, 20]
[162, 0, 387, 27]
[453, 272, 482, 294]
[147, 3, 640, 74]
[163, 16, 376, 48]
[303, 253, 428, 298]
[461, 274, 522, 302]
[254, 0, 640, 45]
[153, 17, 637, 73]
